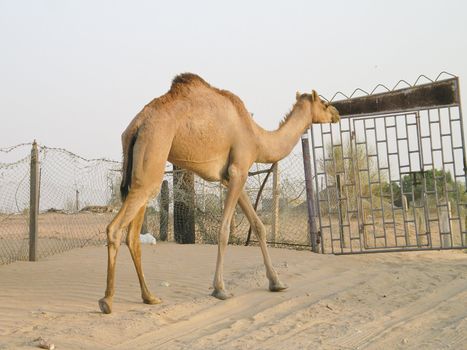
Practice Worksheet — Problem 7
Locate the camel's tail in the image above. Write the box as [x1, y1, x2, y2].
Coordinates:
[120, 127, 139, 202]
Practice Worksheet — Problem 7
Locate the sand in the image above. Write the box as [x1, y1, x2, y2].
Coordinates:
[0, 243, 465, 349]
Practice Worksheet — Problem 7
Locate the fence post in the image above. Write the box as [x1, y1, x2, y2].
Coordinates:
[173, 165, 195, 244]
[29, 141, 40, 261]
[301, 130, 319, 253]
[75, 189, 79, 212]
[271, 163, 280, 246]
[160, 180, 169, 241]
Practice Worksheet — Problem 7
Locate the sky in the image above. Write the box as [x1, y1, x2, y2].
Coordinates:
[1, 0, 467, 161]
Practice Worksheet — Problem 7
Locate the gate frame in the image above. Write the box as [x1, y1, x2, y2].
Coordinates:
[306, 73, 467, 254]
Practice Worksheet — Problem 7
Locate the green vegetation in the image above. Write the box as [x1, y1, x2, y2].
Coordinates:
[321, 140, 467, 214]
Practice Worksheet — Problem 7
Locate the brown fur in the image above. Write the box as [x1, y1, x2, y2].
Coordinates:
[148, 73, 251, 121]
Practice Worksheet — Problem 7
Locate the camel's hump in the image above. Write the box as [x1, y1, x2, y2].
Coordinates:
[166, 73, 250, 118]
[171, 73, 210, 87]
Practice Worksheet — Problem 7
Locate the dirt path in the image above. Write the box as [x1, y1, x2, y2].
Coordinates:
[0, 243, 465, 349]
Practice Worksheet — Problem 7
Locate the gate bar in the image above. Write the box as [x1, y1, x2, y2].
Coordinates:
[29, 141, 40, 261]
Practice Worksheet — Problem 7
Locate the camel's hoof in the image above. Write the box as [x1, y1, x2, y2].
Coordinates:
[211, 289, 233, 300]
[98, 297, 112, 314]
[269, 281, 288, 292]
[143, 295, 162, 305]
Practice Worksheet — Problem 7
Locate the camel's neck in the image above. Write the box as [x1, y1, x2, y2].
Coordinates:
[255, 104, 311, 163]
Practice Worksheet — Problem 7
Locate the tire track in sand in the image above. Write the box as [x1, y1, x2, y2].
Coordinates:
[115, 269, 372, 349]
[330, 277, 467, 349]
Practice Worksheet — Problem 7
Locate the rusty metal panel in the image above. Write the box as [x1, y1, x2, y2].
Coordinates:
[331, 78, 459, 117]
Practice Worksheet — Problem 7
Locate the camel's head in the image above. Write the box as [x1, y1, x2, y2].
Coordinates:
[296, 90, 340, 124]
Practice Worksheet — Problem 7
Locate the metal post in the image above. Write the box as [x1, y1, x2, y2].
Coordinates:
[75, 189, 79, 212]
[29, 141, 40, 261]
[301, 130, 319, 252]
[245, 164, 275, 246]
[160, 180, 169, 241]
[271, 163, 280, 246]
[453, 77, 467, 189]
[336, 174, 345, 249]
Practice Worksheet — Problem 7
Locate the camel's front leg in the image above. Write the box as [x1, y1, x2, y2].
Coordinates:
[238, 190, 287, 292]
[212, 165, 247, 300]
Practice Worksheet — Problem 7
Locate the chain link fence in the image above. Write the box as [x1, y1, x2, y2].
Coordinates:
[0, 144, 31, 264]
[184, 154, 309, 247]
[1, 143, 310, 265]
[0, 143, 122, 264]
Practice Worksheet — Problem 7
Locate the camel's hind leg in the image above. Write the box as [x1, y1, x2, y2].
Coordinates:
[98, 189, 152, 314]
[237, 190, 287, 292]
[126, 204, 162, 305]
[99, 128, 173, 314]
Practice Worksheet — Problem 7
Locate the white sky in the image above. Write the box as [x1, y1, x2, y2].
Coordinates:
[1, 0, 467, 160]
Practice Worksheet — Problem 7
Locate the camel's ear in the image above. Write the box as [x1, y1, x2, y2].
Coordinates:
[311, 90, 319, 102]
[296, 91, 301, 101]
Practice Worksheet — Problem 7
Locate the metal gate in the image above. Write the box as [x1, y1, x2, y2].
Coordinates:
[310, 73, 467, 254]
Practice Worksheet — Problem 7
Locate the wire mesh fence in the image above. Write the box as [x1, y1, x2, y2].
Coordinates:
[184, 154, 309, 248]
[0, 143, 311, 264]
[0, 143, 123, 264]
[36, 146, 122, 259]
[0, 144, 31, 264]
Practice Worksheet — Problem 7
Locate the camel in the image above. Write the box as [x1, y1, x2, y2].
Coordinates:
[99, 73, 340, 314]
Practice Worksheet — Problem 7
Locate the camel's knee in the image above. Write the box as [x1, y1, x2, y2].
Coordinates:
[105, 224, 114, 242]
[125, 232, 133, 246]
[106, 224, 122, 248]
[129, 176, 161, 199]
[218, 222, 230, 245]
[126, 232, 140, 250]
[253, 220, 267, 240]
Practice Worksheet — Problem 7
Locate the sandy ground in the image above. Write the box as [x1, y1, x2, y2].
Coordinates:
[0, 243, 466, 350]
